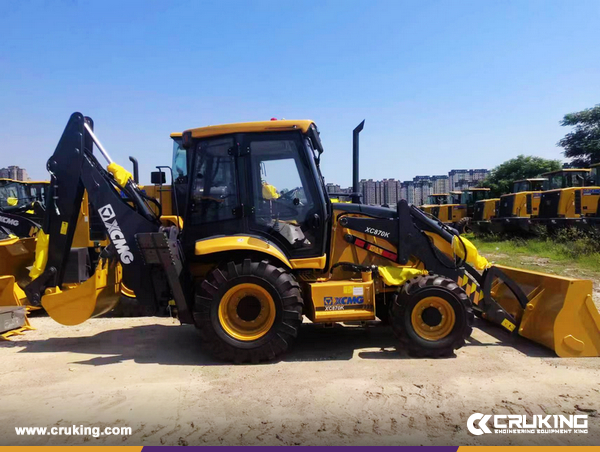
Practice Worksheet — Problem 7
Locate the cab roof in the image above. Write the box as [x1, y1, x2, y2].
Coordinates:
[541, 168, 591, 176]
[513, 178, 547, 183]
[0, 178, 48, 184]
[172, 120, 315, 140]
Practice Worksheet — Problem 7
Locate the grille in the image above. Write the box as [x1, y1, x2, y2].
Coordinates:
[499, 195, 515, 218]
[538, 191, 561, 218]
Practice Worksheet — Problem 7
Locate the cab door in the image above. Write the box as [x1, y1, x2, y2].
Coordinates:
[182, 135, 245, 251]
[240, 131, 327, 259]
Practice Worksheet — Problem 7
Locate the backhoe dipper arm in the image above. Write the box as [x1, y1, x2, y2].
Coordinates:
[24, 113, 172, 311]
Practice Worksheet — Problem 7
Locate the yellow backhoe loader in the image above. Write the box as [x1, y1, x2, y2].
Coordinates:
[7, 113, 600, 359]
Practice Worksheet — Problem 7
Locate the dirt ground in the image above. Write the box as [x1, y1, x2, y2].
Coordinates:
[1, 315, 599, 446]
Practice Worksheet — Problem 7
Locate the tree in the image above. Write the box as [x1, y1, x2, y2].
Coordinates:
[558, 104, 600, 166]
[479, 155, 562, 197]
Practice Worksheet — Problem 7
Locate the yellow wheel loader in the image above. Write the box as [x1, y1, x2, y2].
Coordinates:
[15, 113, 600, 360]
[534, 168, 600, 231]
[421, 189, 490, 234]
[489, 178, 546, 234]
[471, 198, 500, 234]
[0, 179, 49, 239]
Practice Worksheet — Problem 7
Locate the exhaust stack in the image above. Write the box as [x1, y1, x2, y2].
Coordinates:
[352, 120, 365, 203]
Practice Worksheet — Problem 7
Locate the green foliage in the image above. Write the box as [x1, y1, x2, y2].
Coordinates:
[478, 155, 561, 197]
[558, 104, 600, 167]
[468, 228, 600, 274]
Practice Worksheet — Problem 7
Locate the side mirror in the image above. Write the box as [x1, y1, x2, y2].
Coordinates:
[151, 171, 166, 184]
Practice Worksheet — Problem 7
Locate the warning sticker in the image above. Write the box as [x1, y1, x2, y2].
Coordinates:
[353, 286, 364, 296]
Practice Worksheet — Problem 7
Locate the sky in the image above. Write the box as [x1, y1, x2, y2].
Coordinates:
[1, 0, 599, 186]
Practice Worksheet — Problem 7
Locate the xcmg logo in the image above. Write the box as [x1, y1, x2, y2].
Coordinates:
[467, 413, 588, 435]
[323, 296, 364, 311]
[0, 215, 19, 227]
[99, 204, 134, 264]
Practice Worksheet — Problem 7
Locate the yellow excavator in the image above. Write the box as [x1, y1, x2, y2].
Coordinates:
[2, 113, 600, 360]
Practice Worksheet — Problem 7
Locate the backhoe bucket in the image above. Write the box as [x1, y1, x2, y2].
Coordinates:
[42, 259, 122, 326]
[489, 264, 600, 357]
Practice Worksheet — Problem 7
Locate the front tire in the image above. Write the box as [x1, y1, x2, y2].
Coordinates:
[456, 217, 472, 234]
[391, 275, 473, 357]
[195, 259, 303, 363]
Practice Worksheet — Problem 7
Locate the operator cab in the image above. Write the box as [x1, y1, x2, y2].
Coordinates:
[449, 191, 462, 204]
[512, 178, 546, 193]
[426, 194, 449, 205]
[459, 188, 490, 204]
[0, 179, 28, 208]
[172, 120, 329, 259]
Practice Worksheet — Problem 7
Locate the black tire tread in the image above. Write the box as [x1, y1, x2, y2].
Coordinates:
[391, 274, 474, 358]
[194, 259, 303, 363]
[455, 217, 472, 234]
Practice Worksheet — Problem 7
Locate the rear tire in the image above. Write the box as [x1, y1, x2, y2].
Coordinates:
[456, 217, 472, 234]
[391, 275, 473, 357]
[195, 259, 303, 363]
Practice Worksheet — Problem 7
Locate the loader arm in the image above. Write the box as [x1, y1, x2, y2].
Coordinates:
[340, 200, 523, 332]
[24, 113, 193, 324]
[339, 199, 600, 356]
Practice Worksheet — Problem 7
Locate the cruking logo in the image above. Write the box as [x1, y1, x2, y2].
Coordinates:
[467, 413, 588, 436]
[99, 204, 134, 264]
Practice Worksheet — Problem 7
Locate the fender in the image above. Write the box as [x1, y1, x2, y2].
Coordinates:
[195, 236, 293, 268]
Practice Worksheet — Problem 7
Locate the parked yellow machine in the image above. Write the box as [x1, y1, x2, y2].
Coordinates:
[4, 113, 600, 360]
[535, 168, 600, 230]
[471, 198, 500, 234]
[421, 189, 490, 233]
[489, 178, 546, 234]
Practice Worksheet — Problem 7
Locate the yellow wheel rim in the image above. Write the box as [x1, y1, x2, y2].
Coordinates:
[411, 296, 455, 341]
[218, 283, 276, 341]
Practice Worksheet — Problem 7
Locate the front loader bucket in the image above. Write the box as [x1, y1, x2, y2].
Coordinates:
[0, 237, 36, 308]
[489, 264, 600, 357]
[42, 259, 122, 326]
[0, 275, 35, 339]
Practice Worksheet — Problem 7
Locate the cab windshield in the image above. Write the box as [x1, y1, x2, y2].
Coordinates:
[543, 172, 588, 190]
[426, 195, 447, 205]
[592, 167, 599, 186]
[460, 190, 488, 204]
[513, 181, 529, 193]
[513, 180, 544, 193]
[0, 182, 27, 208]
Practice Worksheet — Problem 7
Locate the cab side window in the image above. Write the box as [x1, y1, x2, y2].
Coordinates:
[249, 138, 318, 251]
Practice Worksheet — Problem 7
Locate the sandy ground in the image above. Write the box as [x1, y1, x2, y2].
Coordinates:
[1, 315, 599, 446]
